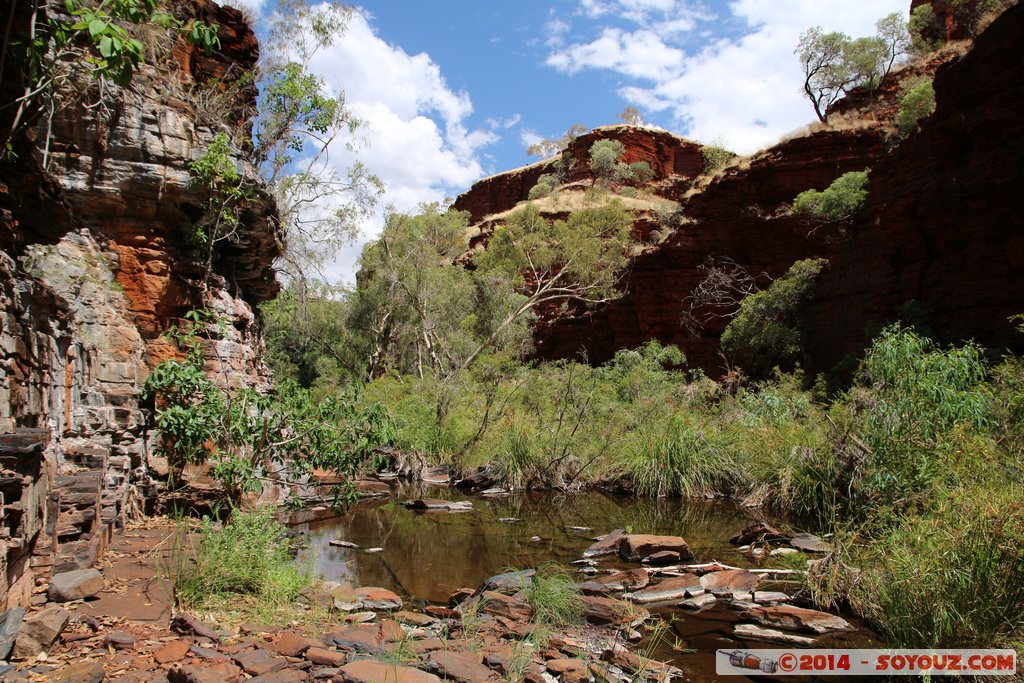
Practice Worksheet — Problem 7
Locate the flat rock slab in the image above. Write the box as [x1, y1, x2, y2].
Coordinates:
[403, 499, 473, 511]
[337, 660, 442, 683]
[583, 529, 625, 558]
[74, 578, 173, 624]
[426, 649, 495, 682]
[642, 550, 682, 564]
[233, 648, 288, 676]
[680, 593, 717, 610]
[582, 595, 648, 627]
[791, 533, 832, 553]
[47, 660, 105, 683]
[323, 625, 383, 653]
[625, 574, 702, 603]
[699, 569, 760, 593]
[480, 569, 534, 592]
[739, 605, 852, 634]
[355, 587, 403, 610]
[730, 521, 791, 545]
[478, 591, 533, 622]
[48, 568, 104, 602]
[618, 534, 693, 562]
[734, 623, 816, 646]
[578, 568, 650, 595]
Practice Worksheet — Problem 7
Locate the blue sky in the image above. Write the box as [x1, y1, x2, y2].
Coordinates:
[230, 0, 908, 280]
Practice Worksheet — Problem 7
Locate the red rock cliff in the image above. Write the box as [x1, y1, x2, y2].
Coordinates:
[0, 1, 278, 606]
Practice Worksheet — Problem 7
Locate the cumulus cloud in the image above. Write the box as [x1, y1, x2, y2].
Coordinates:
[301, 10, 499, 281]
[547, 0, 909, 154]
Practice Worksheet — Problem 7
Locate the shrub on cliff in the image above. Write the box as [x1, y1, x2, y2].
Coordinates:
[528, 173, 559, 200]
[721, 258, 829, 376]
[896, 77, 937, 134]
[589, 139, 626, 181]
[793, 170, 870, 222]
[702, 137, 736, 173]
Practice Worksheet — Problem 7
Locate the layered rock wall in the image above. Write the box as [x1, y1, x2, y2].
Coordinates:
[0, 1, 278, 607]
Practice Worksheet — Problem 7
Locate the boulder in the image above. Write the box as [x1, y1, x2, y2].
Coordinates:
[581, 595, 648, 627]
[618, 535, 692, 562]
[171, 613, 222, 642]
[11, 604, 69, 659]
[323, 625, 383, 653]
[582, 529, 625, 558]
[739, 605, 853, 634]
[680, 593, 717, 610]
[0, 607, 24, 660]
[48, 660, 105, 683]
[47, 568, 104, 602]
[273, 631, 317, 657]
[641, 551, 682, 564]
[790, 533, 832, 553]
[478, 591, 532, 621]
[232, 649, 288, 676]
[305, 646, 347, 667]
[154, 639, 194, 664]
[105, 630, 137, 650]
[479, 569, 534, 592]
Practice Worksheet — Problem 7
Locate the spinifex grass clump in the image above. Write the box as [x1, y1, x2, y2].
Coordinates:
[169, 506, 313, 624]
[622, 419, 739, 498]
[522, 563, 585, 627]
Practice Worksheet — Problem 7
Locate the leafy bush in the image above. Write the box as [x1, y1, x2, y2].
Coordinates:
[909, 4, 943, 53]
[589, 139, 625, 180]
[170, 507, 312, 622]
[793, 170, 870, 222]
[721, 258, 829, 376]
[702, 142, 735, 173]
[852, 325, 995, 507]
[896, 77, 936, 134]
[528, 173, 559, 200]
[617, 161, 654, 185]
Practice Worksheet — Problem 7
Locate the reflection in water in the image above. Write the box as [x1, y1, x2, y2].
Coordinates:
[290, 484, 876, 682]
[293, 486, 757, 603]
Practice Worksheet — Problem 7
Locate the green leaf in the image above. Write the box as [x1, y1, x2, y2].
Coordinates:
[88, 19, 106, 36]
[98, 35, 114, 57]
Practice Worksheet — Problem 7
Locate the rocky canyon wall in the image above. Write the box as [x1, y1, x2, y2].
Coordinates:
[0, 1, 279, 608]
[454, 3, 1023, 376]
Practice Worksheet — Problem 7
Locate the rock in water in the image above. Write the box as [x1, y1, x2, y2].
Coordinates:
[624, 574, 703, 603]
[48, 568, 104, 602]
[618, 534, 693, 562]
[729, 521, 790, 545]
[739, 605, 853, 634]
[734, 623, 816, 646]
[790, 533, 832, 553]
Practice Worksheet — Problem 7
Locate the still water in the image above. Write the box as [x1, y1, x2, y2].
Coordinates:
[290, 483, 876, 681]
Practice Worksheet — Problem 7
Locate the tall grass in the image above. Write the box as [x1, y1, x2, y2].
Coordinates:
[167, 506, 313, 624]
[622, 419, 739, 498]
[522, 563, 585, 627]
[853, 489, 1024, 648]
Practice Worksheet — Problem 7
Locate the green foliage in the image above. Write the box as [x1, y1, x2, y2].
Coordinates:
[852, 325, 995, 507]
[617, 161, 654, 185]
[144, 309, 393, 505]
[896, 77, 936, 134]
[256, 2, 382, 277]
[853, 490, 1024, 648]
[796, 14, 909, 122]
[528, 173, 559, 200]
[793, 170, 870, 222]
[588, 139, 625, 180]
[3, 0, 218, 155]
[623, 419, 738, 498]
[523, 564, 585, 627]
[171, 507, 313, 622]
[721, 258, 828, 376]
[702, 136, 736, 173]
[909, 5, 943, 53]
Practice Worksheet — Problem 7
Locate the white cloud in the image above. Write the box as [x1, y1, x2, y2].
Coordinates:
[486, 113, 522, 130]
[520, 129, 544, 149]
[548, 0, 909, 154]
[301, 10, 499, 282]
